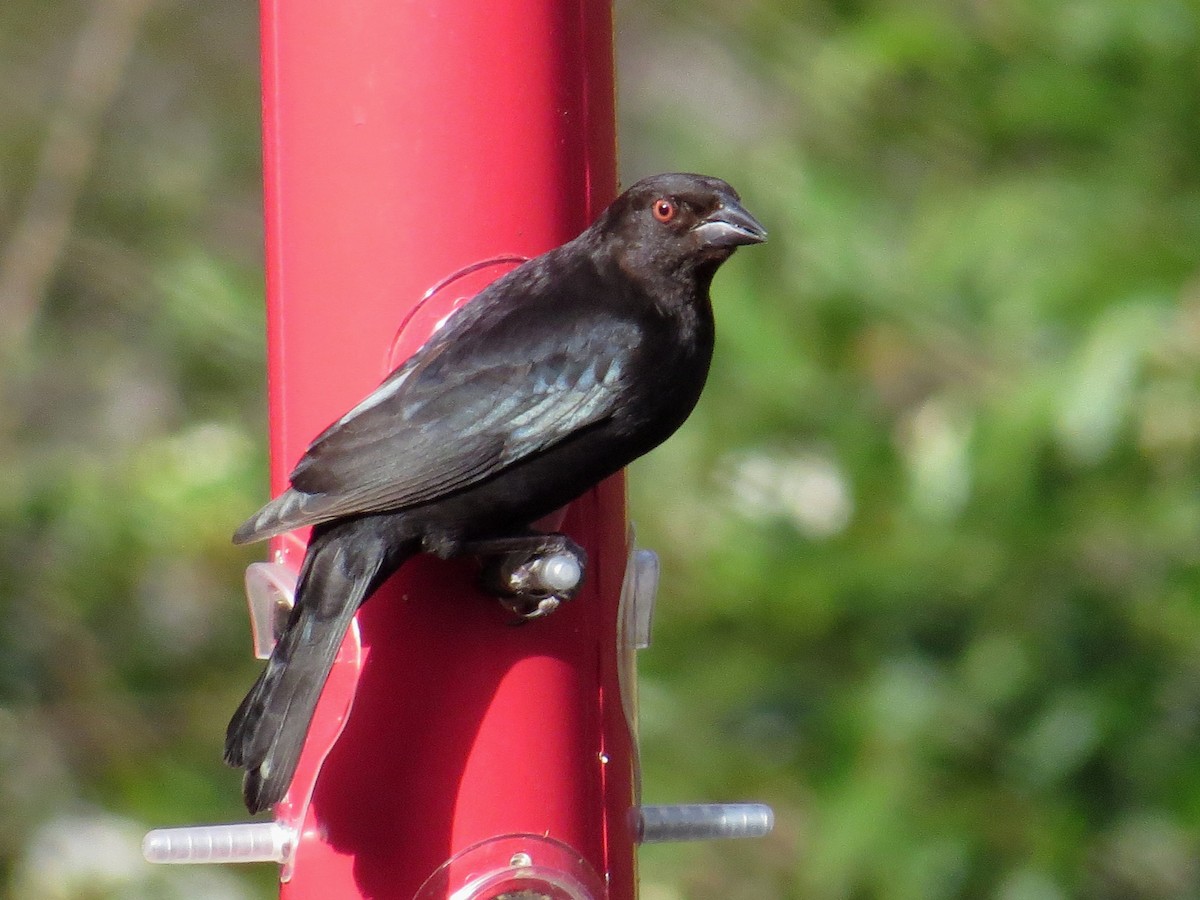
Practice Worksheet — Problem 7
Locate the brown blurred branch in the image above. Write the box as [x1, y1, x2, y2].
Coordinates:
[0, 0, 154, 365]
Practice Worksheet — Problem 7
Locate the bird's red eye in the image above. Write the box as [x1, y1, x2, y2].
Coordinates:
[652, 198, 676, 223]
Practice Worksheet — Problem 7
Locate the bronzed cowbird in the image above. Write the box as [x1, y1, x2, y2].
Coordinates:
[224, 172, 766, 812]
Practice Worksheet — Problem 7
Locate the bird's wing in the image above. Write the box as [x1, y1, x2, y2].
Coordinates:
[250, 304, 641, 535]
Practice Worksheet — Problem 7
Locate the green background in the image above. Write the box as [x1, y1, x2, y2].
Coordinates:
[2, 0, 1199, 897]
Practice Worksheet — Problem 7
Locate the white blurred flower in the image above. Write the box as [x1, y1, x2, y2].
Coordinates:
[1055, 300, 1165, 465]
[18, 813, 144, 898]
[897, 398, 973, 521]
[724, 449, 853, 538]
[13, 811, 254, 900]
[164, 422, 251, 489]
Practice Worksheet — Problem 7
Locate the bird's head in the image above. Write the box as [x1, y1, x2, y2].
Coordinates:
[593, 173, 767, 284]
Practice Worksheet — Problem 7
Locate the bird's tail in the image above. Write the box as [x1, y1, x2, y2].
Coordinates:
[224, 518, 413, 813]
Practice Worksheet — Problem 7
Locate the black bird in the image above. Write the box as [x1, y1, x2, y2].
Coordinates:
[224, 172, 766, 812]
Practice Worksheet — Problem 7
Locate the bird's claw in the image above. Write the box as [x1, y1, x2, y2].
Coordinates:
[500, 593, 564, 622]
[476, 535, 587, 622]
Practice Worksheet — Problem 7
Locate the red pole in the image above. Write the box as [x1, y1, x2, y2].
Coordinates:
[259, 2, 631, 898]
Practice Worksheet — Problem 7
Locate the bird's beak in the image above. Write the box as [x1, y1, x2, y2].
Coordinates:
[693, 199, 768, 248]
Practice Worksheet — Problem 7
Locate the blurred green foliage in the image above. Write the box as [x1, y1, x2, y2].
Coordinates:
[2, 0, 1199, 897]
